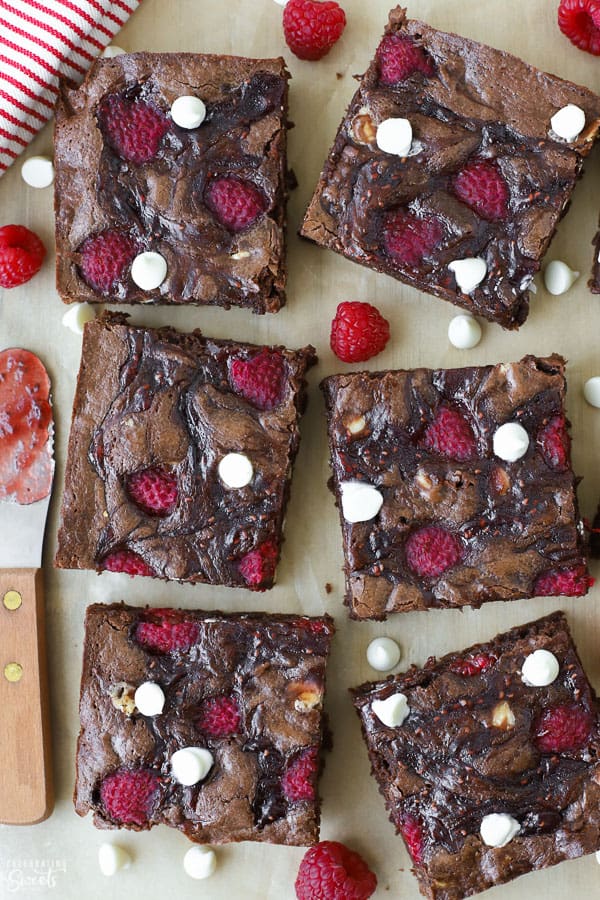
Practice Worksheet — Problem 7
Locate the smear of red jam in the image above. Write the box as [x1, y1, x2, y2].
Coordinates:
[0, 349, 53, 504]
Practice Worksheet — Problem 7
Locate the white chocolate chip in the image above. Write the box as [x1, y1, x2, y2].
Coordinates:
[371, 693, 410, 728]
[134, 681, 165, 716]
[448, 257, 487, 294]
[367, 637, 401, 672]
[376, 118, 413, 156]
[62, 302, 96, 335]
[171, 747, 214, 786]
[521, 649, 560, 687]
[21, 155, 54, 188]
[550, 104, 585, 142]
[98, 843, 131, 876]
[131, 251, 167, 290]
[448, 314, 482, 349]
[346, 415, 367, 435]
[218, 452, 253, 489]
[102, 45, 126, 58]
[183, 846, 217, 880]
[596, 849, 600, 864]
[480, 813, 520, 848]
[493, 423, 529, 462]
[171, 95, 207, 129]
[543, 260, 579, 295]
[231, 250, 251, 260]
[273, 0, 288, 5]
[339, 480, 383, 523]
[583, 376, 600, 408]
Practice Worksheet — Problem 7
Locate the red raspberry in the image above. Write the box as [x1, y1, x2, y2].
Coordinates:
[453, 160, 509, 221]
[534, 565, 594, 597]
[100, 768, 160, 826]
[282, 748, 319, 802]
[382, 209, 444, 266]
[330, 301, 390, 363]
[230, 349, 286, 410]
[405, 525, 463, 577]
[135, 608, 199, 653]
[98, 93, 170, 164]
[127, 466, 178, 516]
[79, 229, 137, 294]
[238, 539, 279, 588]
[283, 0, 346, 61]
[376, 32, 434, 84]
[0, 224, 46, 288]
[197, 696, 241, 737]
[205, 177, 266, 232]
[400, 813, 424, 864]
[538, 415, 570, 470]
[101, 548, 156, 578]
[534, 704, 595, 753]
[558, 0, 600, 55]
[422, 407, 477, 461]
[295, 841, 377, 900]
[449, 653, 497, 677]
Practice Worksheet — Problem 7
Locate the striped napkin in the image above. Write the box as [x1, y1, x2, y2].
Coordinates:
[0, 0, 141, 179]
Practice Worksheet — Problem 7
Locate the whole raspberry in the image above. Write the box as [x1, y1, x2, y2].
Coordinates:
[400, 813, 424, 864]
[127, 466, 178, 516]
[295, 841, 377, 900]
[230, 349, 286, 410]
[422, 407, 477, 461]
[534, 565, 593, 597]
[135, 609, 199, 653]
[538, 415, 570, 470]
[449, 653, 497, 677]
[100, 768, 160, 826]
[0, 224, 46, 288]
[376, 32, 434, 84]
[382, 209, 444, 266]
[98, 93, 170, 164]
[558, 0, 600, 55]
[197, 696, 241, 737]
[534, 704, 595, 753]
[78, 229, 137, 294]
[101, 548, 156, 578]
[405, 525, 463, 577]
[453, 160, 509, 221]
[205, 177, 266, 232]
[238, 539, 279, 588]
[282, 748, 319, 802]
[330, 301, 390, 363]
[283, 0, 346, 61]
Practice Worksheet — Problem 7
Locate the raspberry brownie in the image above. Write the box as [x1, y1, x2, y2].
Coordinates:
[321, 355, 592, 619]
[75, 603, 334, 845]
[54, 53, 289, 311]
[351, 612, 600, 899]
[55, 313, 315, 587]
[300, 6, 600, 328]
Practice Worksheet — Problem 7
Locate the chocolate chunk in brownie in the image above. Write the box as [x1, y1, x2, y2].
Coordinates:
[590, 219, 600, 293]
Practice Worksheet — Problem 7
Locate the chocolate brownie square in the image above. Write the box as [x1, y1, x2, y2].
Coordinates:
[301, 6, 600, 328]
[351, 612, 600, 900]
[55, 313, 315, 588]
[321, 355, 591, 619]
[75, 603, 334, 845]
[54, 52, 289, 311]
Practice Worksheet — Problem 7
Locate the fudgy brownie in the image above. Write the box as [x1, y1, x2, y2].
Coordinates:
[301, 6, 600, 328]
[55, 313, 315, 588]
[54, 52, 289, 311]
[321, 355, 591, 620]
[75, 603, 334, 845]
[591, 220, 600, 293]
[351, 612, 600, 900]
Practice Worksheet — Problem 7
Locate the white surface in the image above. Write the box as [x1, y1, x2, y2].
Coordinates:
[371, 693, 410, 728]
[448, 257, 487, 293]
[183, 846, 217, 880]
[521, 649, 560, 687]
[366, 637, 401, 672]
[376, 118, 413, 156]
[131, 252, 168, 290]
[170, 96, 207, 129]
[544, 260, 580, 295]
[550, 104, 586, 142]
[218, 453, 254, 489]
[493, 422, 530, 462]
[339, 480, 383, 523]
[133, 682, 165, 716]
[447, 314, 482, 349]
[480, 814, 521, 848]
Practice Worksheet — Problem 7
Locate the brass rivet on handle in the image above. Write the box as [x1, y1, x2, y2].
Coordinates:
[4, 662, 23, 682]
[3, 590, 22, 611]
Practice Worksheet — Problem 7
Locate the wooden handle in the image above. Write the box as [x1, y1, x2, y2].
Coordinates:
[0, 569, 53, 824]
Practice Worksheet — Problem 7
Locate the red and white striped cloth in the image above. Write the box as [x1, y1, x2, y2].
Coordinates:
[0, 0, 142, 178]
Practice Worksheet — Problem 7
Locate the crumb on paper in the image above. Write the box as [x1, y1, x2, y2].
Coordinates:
[325, 582, 332, 594]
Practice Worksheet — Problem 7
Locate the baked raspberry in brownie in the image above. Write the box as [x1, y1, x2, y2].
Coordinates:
[55, 313, 315, 587]
[351, 612, 600, 899]
[75, 603, 334, 845]
[54, 53, 289, 311]
[301, 6, 600, 328]
[322, 355, 591, 619]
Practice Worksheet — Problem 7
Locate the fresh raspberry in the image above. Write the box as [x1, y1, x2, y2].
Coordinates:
[238, 539, 279, 588]
[229, 349, 286, 410]
[400, 813, 424, 864]
[558, 0, 600, 55]
[0, 224, 46, 288]
[79, 229, 137, 294]
[295, 841, 377, 900]
[534, 565, 594, 597]
[376, 32, 434, 84]
[330, 301, 390, 363]
[134, 608, 199, 653]
[382, 209, 444, 267]
[537, 415, 570, 470]
[127, 466, 178, 516]
[205, 177, 266, 232]
[422, 407, 477, 461]
[101, 548, 156, 578]
[283, 0, 346, 61]
[453, 160, 509, 221]
[100, 768, 160, 826]
[197, 696, 241, 737]
[405, 525, 463, 577]
[449, 653, 497, 677]
[282, 748, 319, 802]
[534, 704, 595, 753]
[98, 93, 170, 164]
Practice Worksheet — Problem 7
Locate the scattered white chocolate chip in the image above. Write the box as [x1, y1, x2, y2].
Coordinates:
[102, 45, 126, 58]
[448, 257, 487, 294]
[273, 0, 288, 5]
[21, 155, 54, 188]
[98, 843, 131, 876]
[372, 692, 410, 728]
[583, 376, 600, 408]
[493, 422, 529, 462]
[171, 95, 207, 129]
[367, 637, 401, 672]
[376, 118, 413, 157]
[62, 302, 96, 335]
[346, 414, 367, 435]
[492, 701, 515, 730]
[550, 104, 586, 142]
[183, 845, 217, 880]
[171, 747, 214, 786]
[448, 314, 482, 349]
[596, 849, 600, 864]
[218, 452, 254, 489]
[480, 813, 520, 848]
[339, 480, 383, 523]
[521, 649, 560, 687]
[231, 250, 251, 260]
[131, 251, 167, 290]
[543, 260, 579, 295]
[134, 681, 165, 716]
[109, 682, 137, 716]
